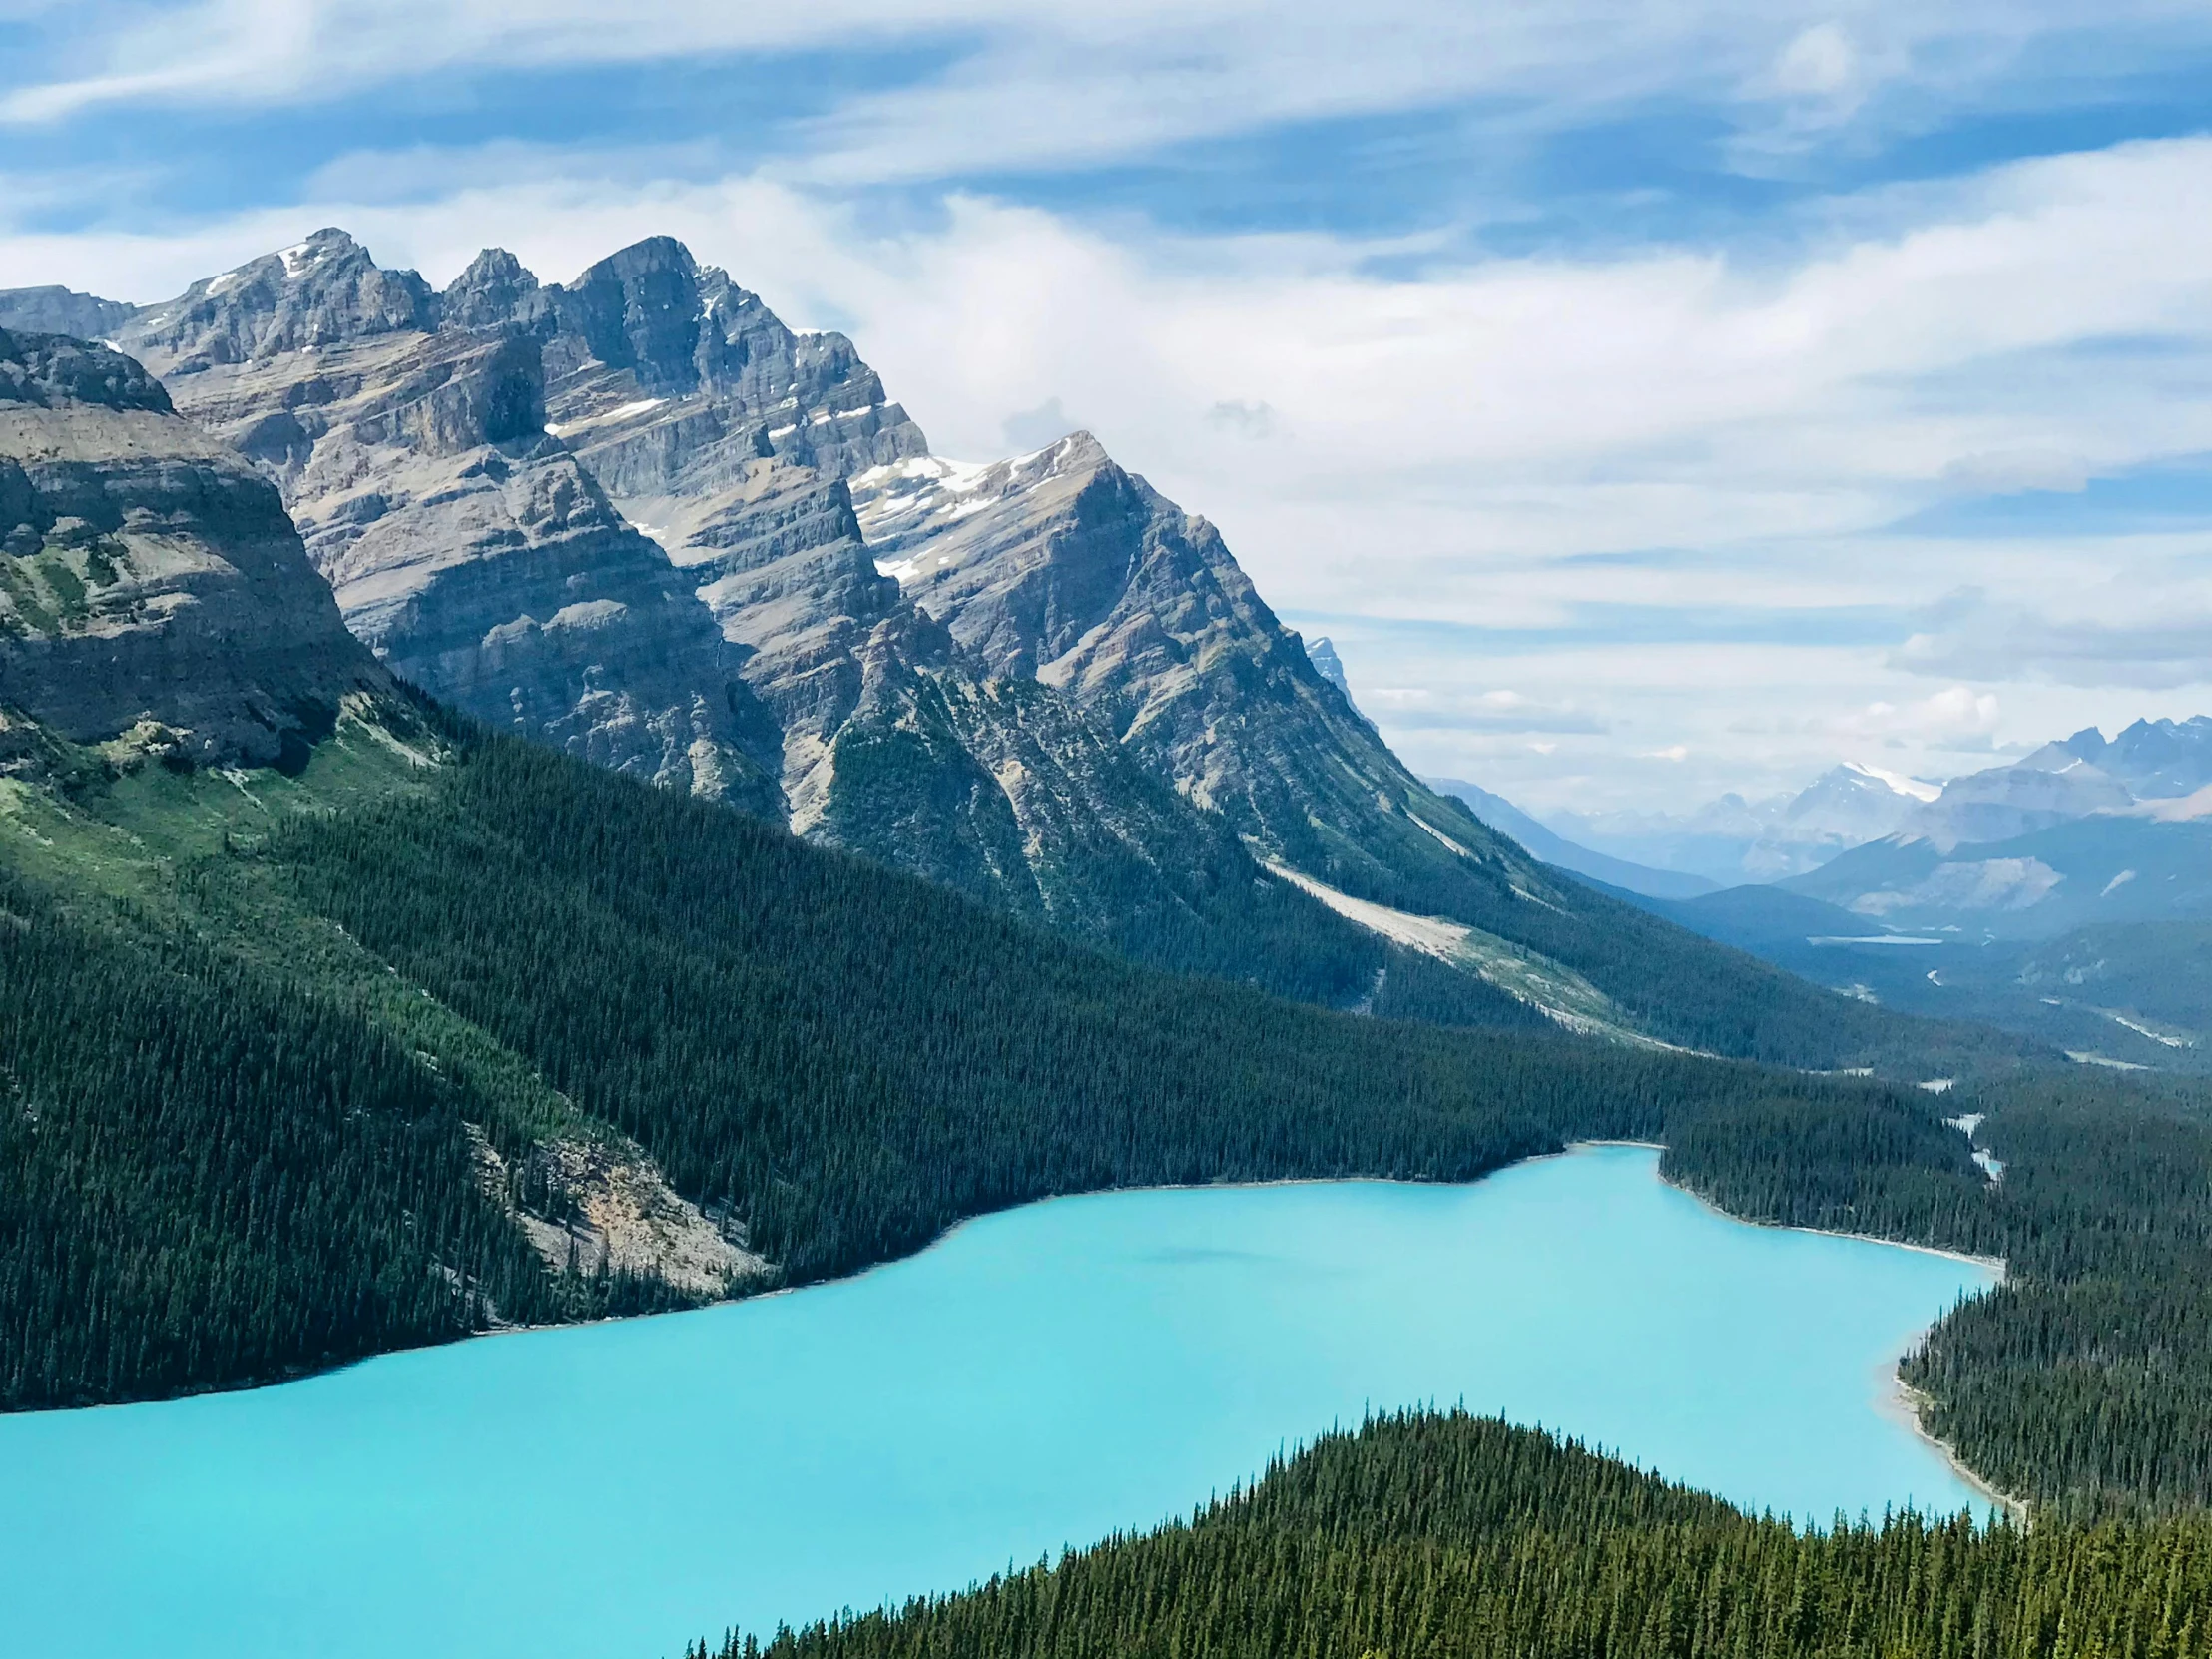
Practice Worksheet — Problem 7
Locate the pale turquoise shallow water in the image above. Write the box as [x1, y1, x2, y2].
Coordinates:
[0, 1144, 1997, 1659]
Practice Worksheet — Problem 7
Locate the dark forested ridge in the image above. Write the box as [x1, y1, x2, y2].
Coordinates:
[0, 706, 1967, 1409]
[265, 729, 1907, 1288]
[700, 1412, 2212, 1659]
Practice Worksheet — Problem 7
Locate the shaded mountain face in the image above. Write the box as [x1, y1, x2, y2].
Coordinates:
[41, 235, 1385, 1004]
[2038, 718, 2212, 801]
[0, 286, 141, 341]
[94, 231, 784, 815]
[0, 327, 386, 769]
[1882, 719, 2212, 852]
[841, 434, 1997, 1067]
[851, 434, 1510, 895]
[1901, 757, 2133, 850]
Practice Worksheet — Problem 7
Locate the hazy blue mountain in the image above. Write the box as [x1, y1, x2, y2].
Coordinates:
[1426, 777, 1719, 899]
[1546, 761, 1939, 884]
[1783, 812, 2212, 939]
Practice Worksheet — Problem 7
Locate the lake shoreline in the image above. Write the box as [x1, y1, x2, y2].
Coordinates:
[1881, 1377, 2029, 1523]
[1651, 1151, 2016, 1520]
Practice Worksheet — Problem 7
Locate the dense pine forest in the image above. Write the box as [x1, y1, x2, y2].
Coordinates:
[268, 730, 1897, 1285]
[0, 872, 550, 1405]
[699, 1412, 2212, 1659]
[3, 701, 2212, 1529]
[0, 706, 1952, 1407]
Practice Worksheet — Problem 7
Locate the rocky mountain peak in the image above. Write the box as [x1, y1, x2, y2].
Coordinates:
[119, 228, 437, 376]
[557, 236, 707, 396]
[440, 247, 545, 331]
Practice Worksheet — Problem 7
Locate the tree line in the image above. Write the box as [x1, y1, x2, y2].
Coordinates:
[695, 1411, 2212, 1659]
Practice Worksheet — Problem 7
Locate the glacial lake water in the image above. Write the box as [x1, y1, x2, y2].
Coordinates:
[0, 1144, 1998, 1659]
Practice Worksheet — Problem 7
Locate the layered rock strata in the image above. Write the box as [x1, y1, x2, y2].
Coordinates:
[98, 232, 783, 814]
[0, 326, 386, 768]
[851, 435, 1530, 911]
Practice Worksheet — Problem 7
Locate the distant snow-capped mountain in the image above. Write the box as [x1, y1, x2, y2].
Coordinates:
[1892, 718, 2212, 849]
[1543, 760, 1942, 885]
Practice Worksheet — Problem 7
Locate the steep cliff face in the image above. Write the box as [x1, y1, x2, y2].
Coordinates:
[105, 234, 784, 814]
[0, 285, 141, 341]
[852, 435, 1527, 907]
[56, 232, 1354, 983]
[436, 237, 1336, 960]
[3, 240, 1947, 1060]
[455, 235, 929, 501]
[0, 327, 386, 768]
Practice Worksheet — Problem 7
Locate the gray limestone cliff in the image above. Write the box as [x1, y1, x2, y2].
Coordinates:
[17, 234, 1691, 1031]
[0, 327, 387, 768]
[101, 232, 783, 815]
[41, 233, 1346, 976]
[431, 237, 1341, 963]
[850, 434, 1528, 912]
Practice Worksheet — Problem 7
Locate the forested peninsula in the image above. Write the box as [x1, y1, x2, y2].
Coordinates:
[694, 1412, 2212, 1659]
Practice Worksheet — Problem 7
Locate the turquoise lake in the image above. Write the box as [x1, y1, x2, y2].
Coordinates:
[0, 1144, 1998, 1659]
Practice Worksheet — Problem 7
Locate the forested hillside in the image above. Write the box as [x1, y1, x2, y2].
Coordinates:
[696, 1412, 2212, 1659]
[0, 700, 1945, 1406]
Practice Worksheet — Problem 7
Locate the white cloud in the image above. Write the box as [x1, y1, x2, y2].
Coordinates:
[1773, 23, 1859, 97]
[5, 63, 2212, 809]
[1939, 448, 2091, 495]
[7, 0, 2208, 190]
[1830, 686, 2002, 744]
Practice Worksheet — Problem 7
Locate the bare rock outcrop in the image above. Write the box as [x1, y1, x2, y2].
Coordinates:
[0, 327, 386, 768]
[102, 235, 784, 815]
[850, 433, 1515, 903]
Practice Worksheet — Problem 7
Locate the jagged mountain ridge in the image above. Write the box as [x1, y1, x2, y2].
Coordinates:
[1546, 761, 1941, 885]
[840, 432, 2002, 1063]
[0, 237, 2007, 1063]
[0, 326, 386, 770]
[851, 436, 1516, 892]
[1, 238, 1410, 1012]
[75, 232, 785, 815]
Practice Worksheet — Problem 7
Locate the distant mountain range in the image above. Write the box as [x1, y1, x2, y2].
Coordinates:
[1540, 761, 1941, 885]
[1560, 719, 2212, 1069]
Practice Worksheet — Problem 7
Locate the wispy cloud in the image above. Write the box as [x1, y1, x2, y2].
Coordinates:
[3, 3, 2210, 811]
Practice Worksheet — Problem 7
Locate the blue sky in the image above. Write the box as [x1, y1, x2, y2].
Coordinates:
[4, 0, 2211, 814]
